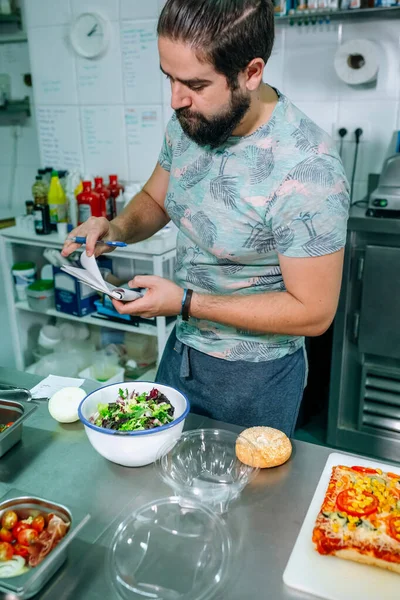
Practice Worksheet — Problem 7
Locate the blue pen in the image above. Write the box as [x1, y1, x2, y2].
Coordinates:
[67, 236, 127, 248]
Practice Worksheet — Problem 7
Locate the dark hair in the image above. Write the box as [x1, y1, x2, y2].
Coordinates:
[157, 0, 275, 88]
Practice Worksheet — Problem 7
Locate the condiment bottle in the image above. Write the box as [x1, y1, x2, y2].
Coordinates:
[107, 174, 124, 220]
[94, 176, 113, 220]
[32, 176, 51, 235]
[48, 170, 68, 230]
[77, 181, 102, 225]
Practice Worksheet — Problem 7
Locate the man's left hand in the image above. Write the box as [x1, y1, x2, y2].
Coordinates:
[112, 276, 183, 318]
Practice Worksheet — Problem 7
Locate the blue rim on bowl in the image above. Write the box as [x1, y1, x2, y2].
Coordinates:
[78, 381, 190, 436]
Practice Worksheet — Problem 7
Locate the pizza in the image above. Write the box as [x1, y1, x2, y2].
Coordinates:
[312, 465, 400, 573]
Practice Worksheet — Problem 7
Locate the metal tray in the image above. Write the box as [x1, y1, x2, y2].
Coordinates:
[0, 399, 37, 458]
[0, 489, 90, 599]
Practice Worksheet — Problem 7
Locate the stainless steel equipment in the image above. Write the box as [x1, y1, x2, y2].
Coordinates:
[0, 491, 90, 599]
[0, 399, 37, 457]
[328, 206, 400, 461]
[367, 154, 400, 218]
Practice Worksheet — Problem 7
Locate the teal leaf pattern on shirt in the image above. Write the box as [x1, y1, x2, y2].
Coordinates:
[251, 115, 277, 140]
[244, 146, 274, 184]
[215, 257, 245, 275]
[191, 211, 217, 248]
[166, 195, 188, 222]
[326, 192, 350, 216]
[243, 223, 276, 254]
[302, 231, 344, 257]
[274, 225, 295, 252]
[289, 156, 335, 187]
[293, 212, 319, 238]
[250, 267, 282, 287]
[226, 341, 283, 361]
[179, 153, 214, 190]
[186, 264, 217, 292]
[291, 118, 323, 154]
[210, 152, 238, 209]
[174, 131, 191, 157]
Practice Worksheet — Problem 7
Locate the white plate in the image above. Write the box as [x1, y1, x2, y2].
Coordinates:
[283, 452, 400, 600]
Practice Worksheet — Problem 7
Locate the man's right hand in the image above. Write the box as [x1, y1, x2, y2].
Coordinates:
[61, 217, 123, 258]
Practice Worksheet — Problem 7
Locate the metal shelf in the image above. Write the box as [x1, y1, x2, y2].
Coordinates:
[275, 5, 400, 24]
[16, 301, 176, 338]
[0, 97, 30, 125]
[0, 11, 21, 26]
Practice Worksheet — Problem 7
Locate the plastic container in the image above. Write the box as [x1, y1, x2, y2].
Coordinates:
[26, 280, 54, 312]
[38, 324, 62, 350]
[12, 261, 36, 302]
[79, 365, 125, 387]
[156, 429, 259, 514]
[107, 496, 231, 600]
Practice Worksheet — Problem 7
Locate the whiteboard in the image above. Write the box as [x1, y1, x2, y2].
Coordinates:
[121, 0, 159, 19]
[36, 106, 83, 171]
[24, 0, 71, 28]
[125, 105, 163, 182]
[121, 20, 162, 105]
[76, 22, 123, 105]
[28, 26, 78, 105]
[81, 106, 128, 180]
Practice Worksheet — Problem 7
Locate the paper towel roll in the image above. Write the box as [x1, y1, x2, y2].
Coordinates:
[334, 39, 379, 86]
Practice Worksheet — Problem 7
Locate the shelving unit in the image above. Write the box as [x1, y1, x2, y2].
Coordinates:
[0, 227, 177, 371]
[0, 9, 27, 44]
[275, 5, 400, 25]
[0, 97, 31, 125]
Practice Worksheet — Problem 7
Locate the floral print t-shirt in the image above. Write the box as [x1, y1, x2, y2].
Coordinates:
[158, 91, 350, 362]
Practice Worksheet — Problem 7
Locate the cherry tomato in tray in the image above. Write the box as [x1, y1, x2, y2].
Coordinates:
[0, 527, 14, 543]
[1, 510, 18, 531]
[17, 528, 38, 546]
[13, 543, 30, 558]
[0, 542, 14, 561]
[31, 515, 45, 534]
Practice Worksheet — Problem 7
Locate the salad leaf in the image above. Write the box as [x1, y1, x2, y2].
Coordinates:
[92, 388, 175, 432]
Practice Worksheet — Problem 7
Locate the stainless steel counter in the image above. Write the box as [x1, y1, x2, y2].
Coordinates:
[0, 367, 369, 600]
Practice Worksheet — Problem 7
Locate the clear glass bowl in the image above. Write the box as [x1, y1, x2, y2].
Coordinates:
[156, 429, 259, 514]
[107, 496, 231, 600]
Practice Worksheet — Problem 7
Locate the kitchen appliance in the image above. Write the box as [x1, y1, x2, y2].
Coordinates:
[366, 154, 400, 218]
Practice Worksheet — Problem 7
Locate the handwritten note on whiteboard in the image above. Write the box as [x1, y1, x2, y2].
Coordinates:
[76, 22, 123, 105]
[37, 106, 83, 171]
[81, 106, 128, 179]
[125, 106, 163, 181]
[28, 26, 78, 105]
[121, 20, 162, 105]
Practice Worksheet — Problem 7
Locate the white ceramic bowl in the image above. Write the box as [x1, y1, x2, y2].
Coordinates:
[78, 381, 190, 467]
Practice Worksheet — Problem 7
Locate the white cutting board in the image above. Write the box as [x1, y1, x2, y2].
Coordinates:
[283, 452, 400, 600]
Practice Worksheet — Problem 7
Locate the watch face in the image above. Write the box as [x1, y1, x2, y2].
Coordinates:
[71, 13, 108, 58]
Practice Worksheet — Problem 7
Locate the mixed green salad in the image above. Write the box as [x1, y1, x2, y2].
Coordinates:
[90, 387, 175, 432]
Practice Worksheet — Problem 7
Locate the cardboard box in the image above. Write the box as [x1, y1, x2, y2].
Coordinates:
[53, 266, 98, 317]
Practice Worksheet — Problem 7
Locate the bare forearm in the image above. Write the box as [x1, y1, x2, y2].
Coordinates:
[111, 189, 170, 244]
[190, 290, 334, 337]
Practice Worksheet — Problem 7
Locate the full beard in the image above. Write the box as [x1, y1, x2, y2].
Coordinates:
[176, 89, 251, 149]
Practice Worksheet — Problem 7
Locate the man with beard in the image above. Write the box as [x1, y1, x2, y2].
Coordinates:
[63, 0, 349, 436]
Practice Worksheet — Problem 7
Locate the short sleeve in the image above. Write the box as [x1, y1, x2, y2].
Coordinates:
[269, 155, 350, 258]
[157, 116, 175, 172]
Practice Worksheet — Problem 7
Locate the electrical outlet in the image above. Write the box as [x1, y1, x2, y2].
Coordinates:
[0, 74, 11, 106]
[332, 122, 371, 143]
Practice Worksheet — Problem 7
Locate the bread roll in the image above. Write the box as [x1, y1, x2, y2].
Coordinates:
[236, 426, 292, 468]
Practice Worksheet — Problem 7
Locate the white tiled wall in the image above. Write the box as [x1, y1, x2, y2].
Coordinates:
[4, 2, 400, 213]
[267, 22, 400, 202]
